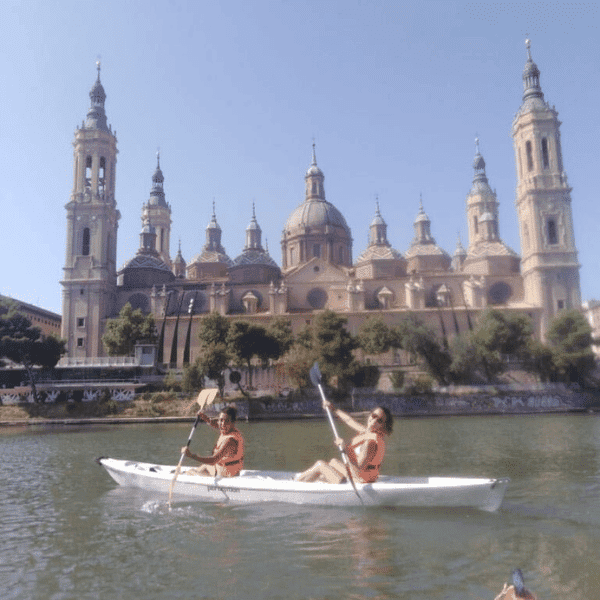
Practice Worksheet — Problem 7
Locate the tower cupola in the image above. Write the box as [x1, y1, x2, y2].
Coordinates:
[522, 39, 544, 103]
[149, 152, 167, 207]
[86, 61, 109, 131]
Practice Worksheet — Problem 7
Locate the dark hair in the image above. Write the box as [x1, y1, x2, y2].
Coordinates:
[379, 406, 393, 435]
[221, 406, 237, 422]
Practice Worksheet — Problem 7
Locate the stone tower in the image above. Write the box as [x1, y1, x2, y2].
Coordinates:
[512, 39, 581, 335]
[61, 63, 120, 357]
[142, 152, 172, 266]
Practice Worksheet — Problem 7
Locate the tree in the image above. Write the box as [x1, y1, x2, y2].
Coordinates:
[0, 299, 66, 402]
[102, 303, 156, 356]
[266, 318, 294, 361]
[394, 314, 451, 384]
[357, 316, 394, 357]
[464, 309, 534, 382]
[311, 310, 358, 390]
[547, 310, 595, 385]
[227, 321, 275, 389]
[196, 312, 231, 397]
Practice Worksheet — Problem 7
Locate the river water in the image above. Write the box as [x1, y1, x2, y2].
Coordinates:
[1, 413, 600, 600]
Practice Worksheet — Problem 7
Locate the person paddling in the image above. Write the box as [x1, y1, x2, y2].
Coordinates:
[296, 400, 393, 484]
[182, 406, 244, 477]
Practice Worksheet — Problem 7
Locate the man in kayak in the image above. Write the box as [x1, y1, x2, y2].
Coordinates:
[296, 400, 393, 484]
[181, 406, 244, 477]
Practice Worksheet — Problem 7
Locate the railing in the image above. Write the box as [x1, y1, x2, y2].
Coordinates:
[57, 356, 140, 368]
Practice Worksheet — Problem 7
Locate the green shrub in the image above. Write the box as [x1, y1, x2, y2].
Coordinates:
[389, 370, 405, 389]
[404, 374, 434, 394]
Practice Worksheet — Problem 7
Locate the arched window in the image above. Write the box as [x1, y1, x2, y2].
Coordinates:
[541, 138, 549, 169]
[313, 244, 321, 258]
[82, 227, 90, 256]
[473, 215, 478, 235]
[85, 156, 92, 188]
[526, 141, 534, 172]
[99, 157, 106, 194]
[547, 219, 558, 245]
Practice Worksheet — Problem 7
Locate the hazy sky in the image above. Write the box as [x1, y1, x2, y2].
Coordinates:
[1, 1, 598, 315]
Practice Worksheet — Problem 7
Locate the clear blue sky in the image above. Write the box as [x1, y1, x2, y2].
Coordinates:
[1, 1, 598, 316]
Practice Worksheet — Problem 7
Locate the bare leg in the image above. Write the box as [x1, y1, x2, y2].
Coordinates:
[296, 459, 347, 483]
[188, 464, 217, 477]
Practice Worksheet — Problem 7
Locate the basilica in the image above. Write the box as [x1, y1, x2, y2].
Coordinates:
[60, 42, 581, 366]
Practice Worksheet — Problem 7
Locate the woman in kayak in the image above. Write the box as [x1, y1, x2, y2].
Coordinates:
[182, 406, 244, 477]
[296, 400, 393, 484]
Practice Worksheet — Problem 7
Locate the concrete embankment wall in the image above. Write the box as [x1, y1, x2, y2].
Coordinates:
[242, 386, 595, 420]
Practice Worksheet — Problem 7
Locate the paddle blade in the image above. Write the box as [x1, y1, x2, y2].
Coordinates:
[196, 388, 219, 410]
[309, 362, 322, 388]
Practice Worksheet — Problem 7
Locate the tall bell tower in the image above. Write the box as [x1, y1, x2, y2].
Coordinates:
[512, 40, 581, 335]
[61, 62, 120, 358]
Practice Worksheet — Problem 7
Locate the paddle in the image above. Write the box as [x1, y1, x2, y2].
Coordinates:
[309, 362, 363, 504]
[167, 388, 219, 509]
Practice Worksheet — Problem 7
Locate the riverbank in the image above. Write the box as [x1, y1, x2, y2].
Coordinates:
[1, 385, 597, 427]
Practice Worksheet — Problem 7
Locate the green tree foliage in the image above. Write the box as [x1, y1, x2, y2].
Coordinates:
[460, 309, 534, 382]
[0, 299, 66, 402]
[311, 310, 358, 390]
[196, 312, 231, 396]
[357, 316, 395, 356]
[547, 310, 595, 385]
[182, 359, 205, 393]
[266, 318, 294, 360]
[448, 310, 534, 383]
[523, 338, 556, 383]
[227, 321, 271, 388]
[394, 314, 451, 384]
[102, 303, 156, 356]
[284, 324, 317, 389]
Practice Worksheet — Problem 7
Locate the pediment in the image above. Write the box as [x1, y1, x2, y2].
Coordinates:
[284, 258, 351, 285]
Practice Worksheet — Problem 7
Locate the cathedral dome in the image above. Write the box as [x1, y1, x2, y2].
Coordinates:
[284, 199, 351, 235]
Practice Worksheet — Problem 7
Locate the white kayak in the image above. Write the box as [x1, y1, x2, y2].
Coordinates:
[98, 458, 509, 512]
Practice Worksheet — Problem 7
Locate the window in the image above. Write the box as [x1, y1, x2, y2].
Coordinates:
[77, 317, 85, 328]
[85, 156, 92, 188]
[547, 219, 558, 245]
[99, 157, 106, 194]
[473, 215, 478, 235]
[557, 300, 565, 310]
[312, 181, 317, 194]
[541, 138, 549, 169]
[526, 141, 533, 171]
[82, 227, 90, 256]
[313, 244, 321, 258]
[339, 246, 344, 263]
[76, 337, 85, 348]
[80, 288, 85, 295]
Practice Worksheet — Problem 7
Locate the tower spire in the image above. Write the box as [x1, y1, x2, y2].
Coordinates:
[522, 38, 544, 103]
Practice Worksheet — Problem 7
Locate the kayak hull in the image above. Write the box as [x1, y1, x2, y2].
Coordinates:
[98, 458, 509, 512]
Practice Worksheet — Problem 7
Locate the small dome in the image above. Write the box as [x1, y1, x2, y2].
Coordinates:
[232, 249, 278, 268]
[119, 254, 172, 273]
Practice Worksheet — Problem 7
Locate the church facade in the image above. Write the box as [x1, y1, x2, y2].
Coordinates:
[61, 42, 581, 366]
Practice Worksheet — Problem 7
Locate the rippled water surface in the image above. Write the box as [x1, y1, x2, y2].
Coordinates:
[1, 414, 600, 599]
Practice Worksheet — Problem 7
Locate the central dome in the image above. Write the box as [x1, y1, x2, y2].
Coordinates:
[284, 199, 351, 234]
